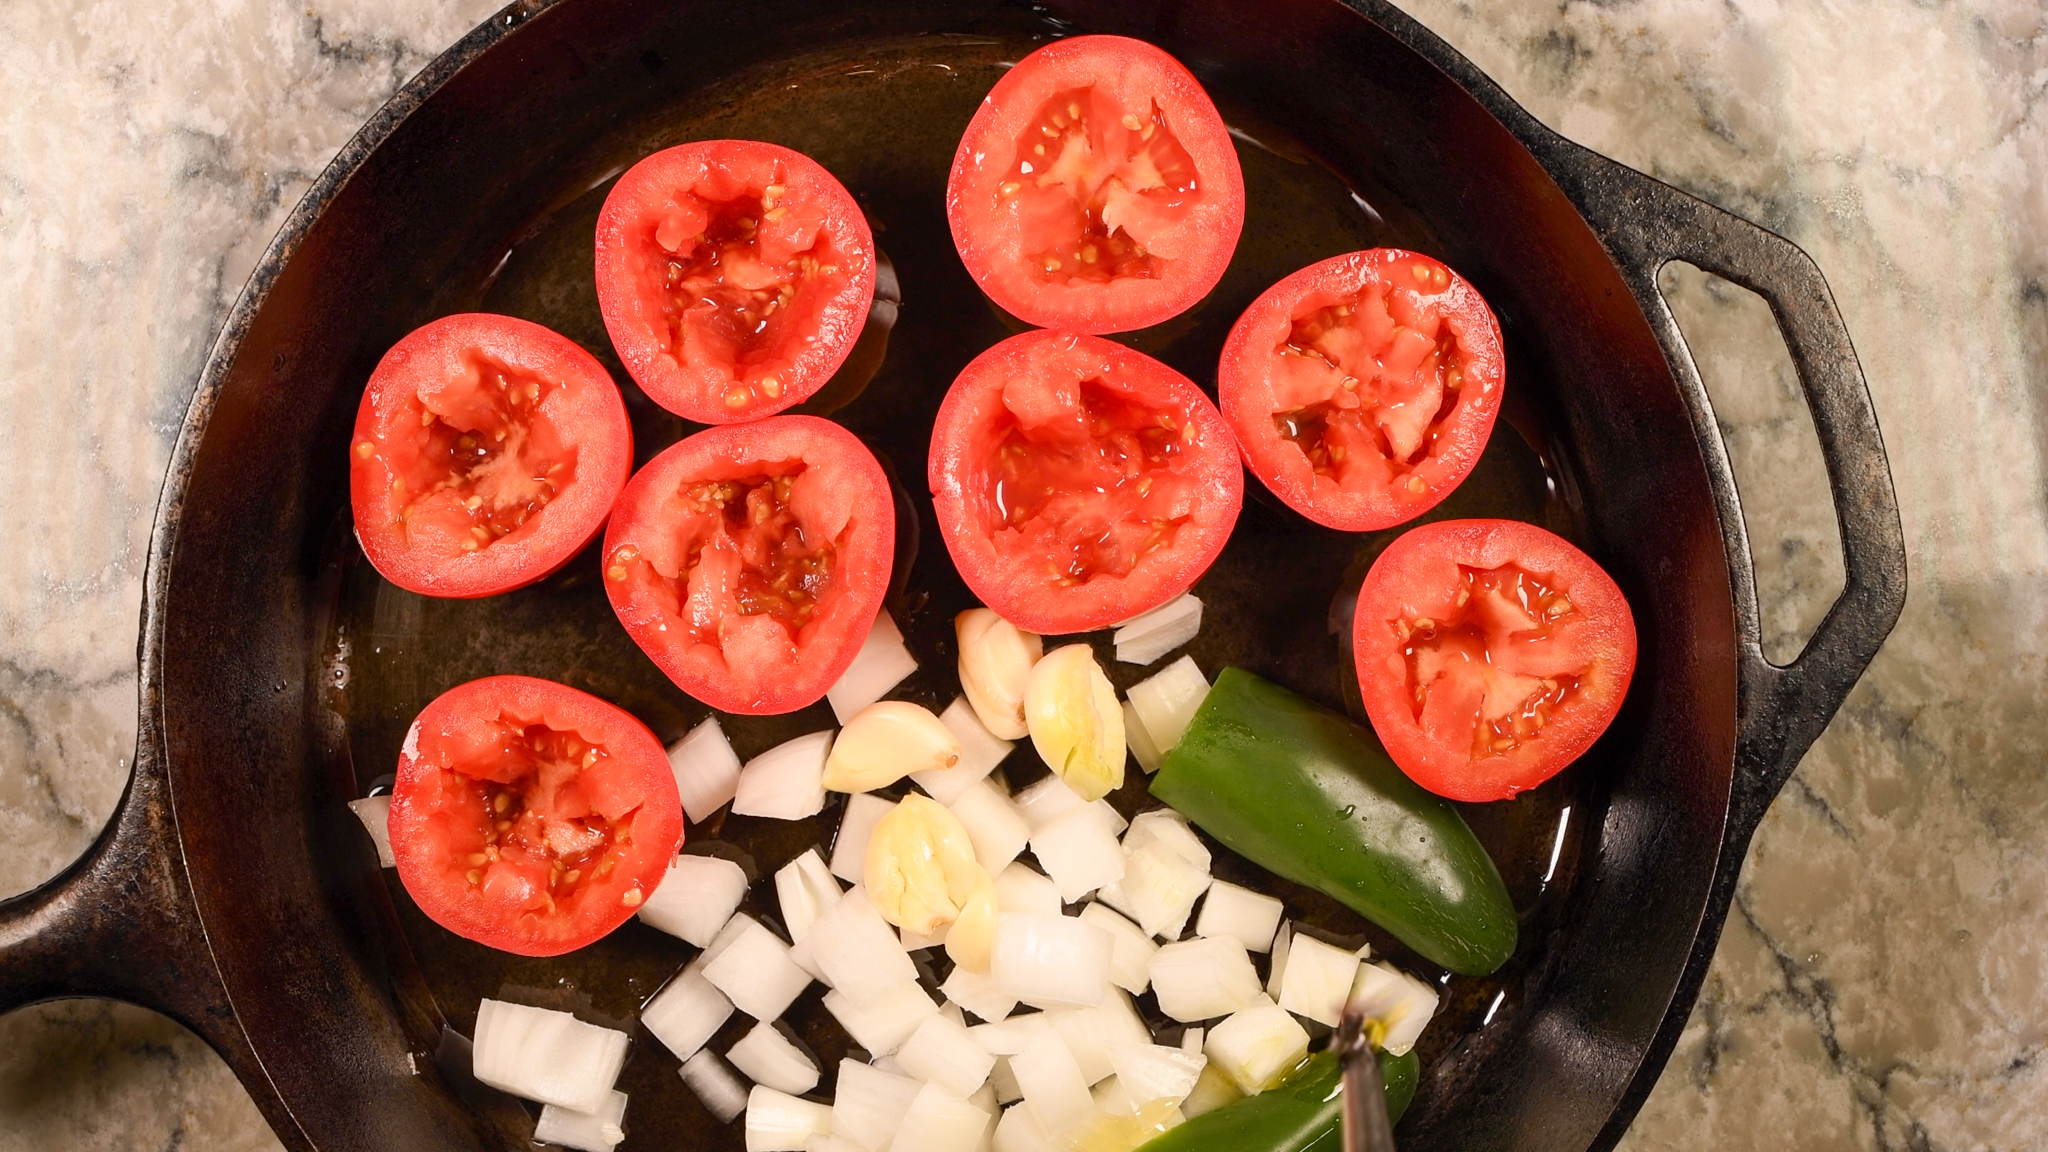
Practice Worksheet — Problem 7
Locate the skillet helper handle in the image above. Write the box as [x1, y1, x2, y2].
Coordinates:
[1565, 149, 1908, 832]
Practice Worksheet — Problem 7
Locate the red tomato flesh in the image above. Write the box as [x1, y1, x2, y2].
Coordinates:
[1353, 519, 1637, 802]
[947, 35, 1244, 333]
[1220, 249, 1504, 531]
[388, 675, 683, 956]
[350, 314, 632, 598]
[604, 416, 894, 714]
[596, 140, 876, 423]
[930, 330, 1242, 634]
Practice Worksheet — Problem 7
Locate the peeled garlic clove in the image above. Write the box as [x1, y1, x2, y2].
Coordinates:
[822, 701, 962, 794]
[866, 794, 985, 935]
[1024, 644, 1126, 802]
[943, 874, 999, 974]
[957, 608, 1042, 740]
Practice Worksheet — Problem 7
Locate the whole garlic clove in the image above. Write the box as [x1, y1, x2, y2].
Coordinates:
[1024, 643, 1126, 802]
[821, 701, 962, 794]
[956, 608, 1042, 740]
[866, 794, 989, 936]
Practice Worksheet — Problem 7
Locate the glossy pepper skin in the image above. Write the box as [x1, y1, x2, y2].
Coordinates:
[1136, 1048, 1418, 1152]
[1151, 668, 1517, 975]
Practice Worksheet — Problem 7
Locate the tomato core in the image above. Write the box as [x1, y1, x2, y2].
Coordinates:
[1400, 563, 1588, 759]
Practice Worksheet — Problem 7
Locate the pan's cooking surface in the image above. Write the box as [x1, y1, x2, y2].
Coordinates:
[316, 22, 1608, 1148]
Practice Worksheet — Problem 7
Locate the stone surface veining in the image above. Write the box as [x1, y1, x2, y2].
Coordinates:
[1, 0, 2041, 1149]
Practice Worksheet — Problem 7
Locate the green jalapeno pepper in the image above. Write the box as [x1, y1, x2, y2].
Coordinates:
[1151, 668, 1517, 975]
[1137, 1048, 1418, 1152]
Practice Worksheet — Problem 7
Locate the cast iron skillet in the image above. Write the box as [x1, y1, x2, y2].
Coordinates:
[0, 1, 1905, 1149]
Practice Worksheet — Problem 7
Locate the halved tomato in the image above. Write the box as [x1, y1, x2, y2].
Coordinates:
[349, 313, 632, 598]
[929, 330, 1242, 634]
[1220, 249, 1504, 531]
[946, 35, 1244, 334]
[388, 675, 684, 956]
[1353, 519, 1637, 802]
[596, 139, 876, 424]
[603, 416, 894, 714]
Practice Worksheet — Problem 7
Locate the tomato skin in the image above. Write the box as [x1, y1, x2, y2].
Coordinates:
[349, 314, 632, 599]
[388, 676, 684, 957]
[604, 416, 894, 715]
[946, 35, 1245, 334]
[928, 330, 1242, 634]
[1219, 249, 1504, 532]
[1352, 519, 1637, 802]
[595, 139, 876, 424]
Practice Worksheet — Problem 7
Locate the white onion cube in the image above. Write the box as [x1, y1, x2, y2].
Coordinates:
[942, 963, 1020, 1024]
[949, 779, 1031, 875]
[808, 888, 919, 1008]
[1078, 903, 1156, 994]
[727, 1021, 820, 1095]
[471, 999, 628, 1114]
[702, 921, 812, 1021]
[681, 1050, 749, 1123]
[534, 1088, 628, 1151]
[832, 1058, 923, 1149]
[734, 731, 834, 821]
[915, 697, 1013, 804]
[1204, 1004, 1309, 1094]
[1012, 774, 1089, 830]
[1009, 1028, 1093, 1136]
[902, 920, 950, 953]
[639, 853, 750, 946]
[1277, 932, 1361, 1027]
[1347, 962, 1439, 1057]
[1112, 594, 1203, 667]
[1107, 1044, 1205, 1108]
[993, 863, 1062, 917]
[831, 793, 895, 883]
[824, 982, 938, 1056]
[1123, 809, 1209, 869]
[1195, 880, 1284, 954]
[1266, 923, 1292, 998]
[993, 914, 1111, 1010]
[1124, 658, 1209, 755]
[897, 1014, 998, 1099]
[642, 965, 735, 1061]
[828, 610, 918, 723]
[1029, 807, 1126, 902]
[1048, 992, 1149, 1085]
[669, 715, 743, 823]
[967, 1014, 1050, 1056]
[1119, 838, 1211, 939]
[1122, 701, 1163, 774]
[776, 848, 844, 943]
[895, 1081, 994, 1152]
[993, 1104, 1056, 1152]
[1149, 937, 1260, 1022]
[746, 1085, 834, 1152]
[346, 796, 395, 867]
[1179, 1028, 1204, 1055]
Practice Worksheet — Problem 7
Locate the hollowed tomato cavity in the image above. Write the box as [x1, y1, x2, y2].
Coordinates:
[374, 354, 574, 554]
[435, 717, 643, 920]
[1002, 87, 1199, 286]
[1400, 563, 1586, 758]
[1270, 264, 1464, 492]
[988, 380, 1190, 584]
[650, 183, 846, 412]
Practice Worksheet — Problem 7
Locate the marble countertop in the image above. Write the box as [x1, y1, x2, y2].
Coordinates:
[2, 0, 2039, 1149]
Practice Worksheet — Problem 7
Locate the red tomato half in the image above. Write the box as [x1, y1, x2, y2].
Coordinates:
[1353, 519, 1637, 802]
[1220, 249, 1504, 531]
[350, 314, 632, 598]
[604, 416, 894, 714]
[929, 330, 1242, 634]
[596, 140, 876, 424]
[947, 35, 1245, 334]
[388, 675, 684, 956]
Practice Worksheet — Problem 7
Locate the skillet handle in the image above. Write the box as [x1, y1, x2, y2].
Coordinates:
[1563, 148, 1907, 834]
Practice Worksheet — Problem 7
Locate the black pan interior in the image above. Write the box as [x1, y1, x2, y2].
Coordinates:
[155, 2, 1737, 1150]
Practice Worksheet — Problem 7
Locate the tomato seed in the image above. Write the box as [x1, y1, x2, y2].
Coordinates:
[622, 888, 643, 908]
[355, 441, 375, 458]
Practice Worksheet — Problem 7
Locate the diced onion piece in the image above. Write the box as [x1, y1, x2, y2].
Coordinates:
[681, 1050, 750, 1123]
[1347, 962, 1440, 1057]
[642, 966, 735, 1061]
[1118, 838, 1211, 940]
[1122, 810, 1209, 869]
[746, 1085, 835, 1152]
[1177, 1062, 1243, 1119]
[1078, 903, 1156, 994]
[902, 920, 951, 952]
[668, 715, 743, 823]
[727, 1021, 821, 1095]
[734, 731, 834, 821]
[1010, 1027, 1094, 1136]
[990, 1057, 1024, 1105]
[832, 1058, 923, 1149]
[1111, 594, 1203, 666]
[1048, 991, 1150, 1085]
[828, 609, 918, 724]
[1121, 701, 1162, 774]
[1277, 932, 1361, 1027]
[534, 1088, 628, 1151]
[702, 920, 813, 1021]
[699, 912, 764, 969]
[968, 1014, 1051, 1056]
[1265, 923, 1292, 998]
[942, 963, 1021, 1024]
[957, 608, 1043, 740]
[1092, 1076, 1137, 1117]
[1148, 937, 1260, 1023]
[639, 853, 750, 946]
[823, 981, 939, 1056]
[826, 701, 962, 794]
[347, 795, 395, 867]
[832, 793, 895, 883]
[994, 1103, 1057, 1152]
[808, 887, 920, 1008]
[1013, 774, 1088, 830]
[1029, 807, 1126, 902]
[897, 1014, 999, 1098]
[1203, 1004, 1309, 1095]
[471, 999, 629, 1114]
[948, 779, 1032, 875]
[993, 863, 1063, 917]
[896, 1081, 995, 1152]
[1023, 644, 1125, 802]
[1193, 880, 1284, 954]
[916, 697, 1015, 804]
[1178, 1028, 1204, 1055]
[776, 848, 845, 943]
[1124, 657, 1210, 757]
[809, 1135, 871, 1152]
[993, 913, 1111, 1010]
